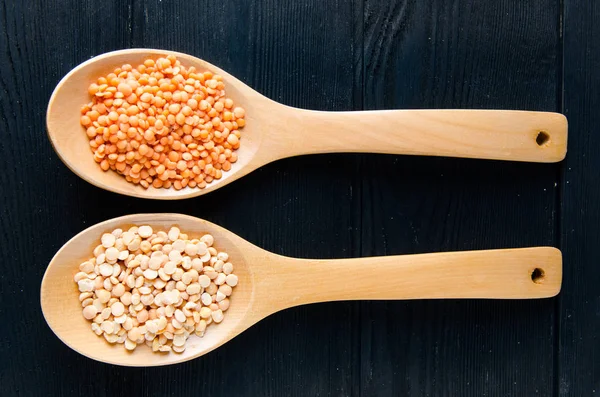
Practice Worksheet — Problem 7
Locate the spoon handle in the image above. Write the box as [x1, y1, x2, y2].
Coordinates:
[273, 109, 567, 163]
[272, 247, 561, 308]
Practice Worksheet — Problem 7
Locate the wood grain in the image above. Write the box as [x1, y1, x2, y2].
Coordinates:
[0, 0, 137, 395]
[130, 0, 362, 393]
[2, 0, 362, 395]
[129, 0, 362, 392]
[559, 1, 600, 395]
[359, 0, 562, 396]
[5, 0, 599, 395]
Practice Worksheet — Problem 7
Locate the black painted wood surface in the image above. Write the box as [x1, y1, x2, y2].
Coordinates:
[0, 0, 597, 395]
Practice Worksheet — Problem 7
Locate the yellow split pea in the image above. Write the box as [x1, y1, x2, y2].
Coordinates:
[74, 225, 238, 353]
[80, 55, 246, 190]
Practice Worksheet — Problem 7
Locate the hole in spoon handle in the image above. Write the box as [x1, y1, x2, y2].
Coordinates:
[536, 131, 551, 146]
[531, 267, 546, 284]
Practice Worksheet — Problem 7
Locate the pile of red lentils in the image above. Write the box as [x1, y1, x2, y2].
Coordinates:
[80, 55, 246, 190]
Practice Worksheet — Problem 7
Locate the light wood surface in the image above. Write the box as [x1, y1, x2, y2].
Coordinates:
[46, 49, 568, 200]
[41, 214, 562, 366]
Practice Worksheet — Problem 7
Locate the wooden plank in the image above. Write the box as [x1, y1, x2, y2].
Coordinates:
[559, 1, 600, 395]
[131, 0, 362, 393]
[0, 0, 136, 394]
[131, 0, 363, 392]
[1, 0, 363, 395]
[359, 1, 561, 395]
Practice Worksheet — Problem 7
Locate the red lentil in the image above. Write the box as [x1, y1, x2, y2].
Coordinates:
[80, 55, 245, 190]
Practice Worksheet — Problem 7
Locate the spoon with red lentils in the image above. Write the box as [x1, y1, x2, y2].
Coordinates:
[47, 49, 568, 200]
[42, 213, 561, 366]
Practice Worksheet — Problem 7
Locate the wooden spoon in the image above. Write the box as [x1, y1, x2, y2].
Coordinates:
[47, 49, 568, 200]
[41, 213, 562, 366]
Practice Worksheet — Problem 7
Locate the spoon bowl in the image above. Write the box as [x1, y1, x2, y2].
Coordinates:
[41, 214, 259, 366]
[47, 49, 568, 200]
[47, 49, 270, 199]
[41, 213, 562, 366]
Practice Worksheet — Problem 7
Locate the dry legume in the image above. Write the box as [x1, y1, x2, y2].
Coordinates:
[80, 55, 246, 190]
[74, 225, 237, 353]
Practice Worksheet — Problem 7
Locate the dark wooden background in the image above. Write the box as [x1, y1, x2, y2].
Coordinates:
[1, 0, 598, 395]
